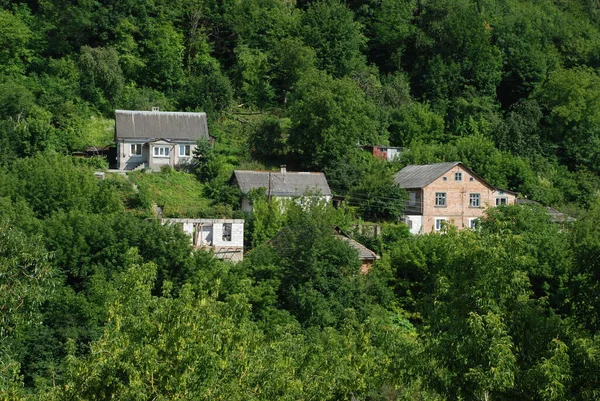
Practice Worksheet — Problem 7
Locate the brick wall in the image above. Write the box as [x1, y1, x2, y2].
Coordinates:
[421, 165, 494, 233]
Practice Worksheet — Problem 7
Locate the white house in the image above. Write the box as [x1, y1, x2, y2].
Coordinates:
[231, 166, 332, 212]
[115, 110, 209, 171]
[161, 218, 244, 262]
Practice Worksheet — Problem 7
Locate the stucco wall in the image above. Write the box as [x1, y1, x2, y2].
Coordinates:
[117, 140, 196, 171]
[161, 218, 244, 261]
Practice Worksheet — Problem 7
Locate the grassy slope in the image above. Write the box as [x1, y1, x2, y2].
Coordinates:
[128, 170, 211, 218]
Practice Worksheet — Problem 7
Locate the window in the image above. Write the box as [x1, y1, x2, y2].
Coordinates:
[455, 172, 462, 181]
[470, 193, 481, 207]
[222, 223, 232, 241]
[468, 218, 478, 229]
[435, 218, 446, 231]
[179, 145, 191, 157]
[130, 144, 142, 155]
[443, 176, 447, 181]
[469, 177, 474, 182]
[153, 146, 170, 157]
[435, 192, 446, 207]
[408, 192, 417, 206]
[496, 197, 507, 206]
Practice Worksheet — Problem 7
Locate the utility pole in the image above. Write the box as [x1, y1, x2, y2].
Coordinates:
[267, 171, 272, 202]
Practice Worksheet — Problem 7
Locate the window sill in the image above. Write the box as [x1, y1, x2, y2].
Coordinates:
[153, 155, 170, 158]
[434, 205, 447, 208]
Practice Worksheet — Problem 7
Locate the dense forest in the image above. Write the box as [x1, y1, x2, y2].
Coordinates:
[3, 0, 600, 399]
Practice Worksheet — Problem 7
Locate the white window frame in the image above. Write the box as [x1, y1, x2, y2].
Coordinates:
[496, 197, 507, 206]
[468, 218, 478, 229]
[455, 172, 462, 181]
[179, 145, 191, 157]
[130, 143, 142, 156]
[435, 192, 446, 207]
[435, 218, 447, 231]
[469, 193, 481, 208]
[153, 146, 171, 157]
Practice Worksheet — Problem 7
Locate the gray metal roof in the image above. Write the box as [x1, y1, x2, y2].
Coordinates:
[394, 162, 460, 189]
[115, 110, 209, 141]
[233, 170, 332, 197]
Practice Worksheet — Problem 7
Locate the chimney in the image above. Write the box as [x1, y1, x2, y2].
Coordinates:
[280, 165, 286, 183]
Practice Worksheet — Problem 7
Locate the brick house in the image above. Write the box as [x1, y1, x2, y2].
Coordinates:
[161, 218, 244, 262]
[115, 110, 209, 171]
[394, 162, 517, 234]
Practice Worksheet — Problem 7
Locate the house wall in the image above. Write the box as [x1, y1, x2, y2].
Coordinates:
[421, 165, 495, 233]
[117, 140, 196, 171]
[116, 140, 149, 170]
[161, 218, 244, 261]
[405, 215, 423, 235]
[240, 195, 331, 212]
[492, 190, 517, 207]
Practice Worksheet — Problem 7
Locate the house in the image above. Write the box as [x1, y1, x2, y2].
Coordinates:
[516, 199, 576, 225]
[334, 228, 380, 274]
[114, 109, 209, 171]
[361, 145, 405, 162]
[394, 162, 517, 234]
[161, 218, 244, 262]
[231, 166, 332, 212]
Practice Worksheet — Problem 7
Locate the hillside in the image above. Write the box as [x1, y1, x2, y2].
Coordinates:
[3, 1, 600, 399]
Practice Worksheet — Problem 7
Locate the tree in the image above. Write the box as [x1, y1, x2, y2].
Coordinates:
[78, 46, 124, 112]
[348, 158, 407, 222]
[287, 69, 383, 169]
[300, 0, 367, 77]
[0, 8, 32, 76]
[0, 225, 54, 395]
[536, 67, 600, 173]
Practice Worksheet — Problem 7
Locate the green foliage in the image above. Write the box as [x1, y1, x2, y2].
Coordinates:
[0, 8, 32, 76]
[301, 0, 367, 77]
[3, 0, 600, 398]
[348, 158, 407, 222]
[287, 69, 383, 169]
[78, 46, 124, 112]
[536, 67, 600, 172]
[8, 154, 101, 218]
[128, 169, 211, 217]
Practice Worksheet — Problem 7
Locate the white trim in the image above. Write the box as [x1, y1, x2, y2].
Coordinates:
[435, 217, 447, 231]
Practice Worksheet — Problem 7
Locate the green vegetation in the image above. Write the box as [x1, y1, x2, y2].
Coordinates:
[3, 0, 600, 399]
[128, 169, 211, 217]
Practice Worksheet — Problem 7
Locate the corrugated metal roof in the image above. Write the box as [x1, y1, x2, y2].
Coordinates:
[233, 170, 332, 197]
[394, 162, 460, 189]
[115, 110, 209, 141]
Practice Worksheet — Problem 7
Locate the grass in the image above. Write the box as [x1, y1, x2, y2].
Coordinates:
[128, 169, 211, 218]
